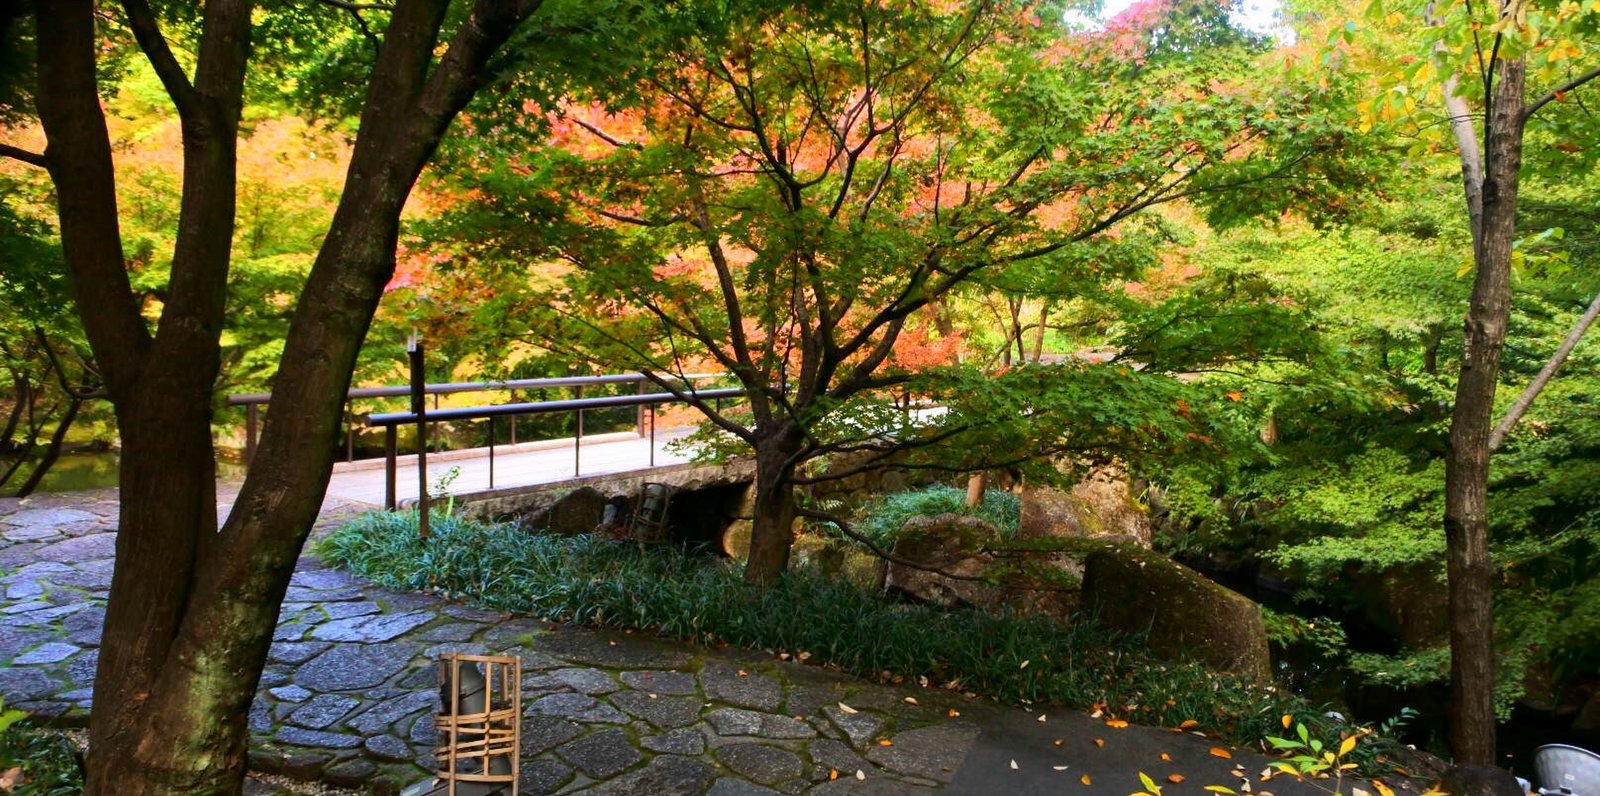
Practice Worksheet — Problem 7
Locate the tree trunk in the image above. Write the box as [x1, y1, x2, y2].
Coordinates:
[1031, 301, 1050, 363]
[744, 428, 803, 585]
[1443, 53, 1525, 766]
[28, 0, 544, 790]
[965, 471, 986, 507]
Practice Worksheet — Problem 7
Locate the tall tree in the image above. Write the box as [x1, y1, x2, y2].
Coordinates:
[427, 0, 1374, 583]
[1359, 0, 1600, 762]
[4, 0, 547, 790]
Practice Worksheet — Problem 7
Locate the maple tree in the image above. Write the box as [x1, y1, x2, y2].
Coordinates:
[425, 0, 1377, 583]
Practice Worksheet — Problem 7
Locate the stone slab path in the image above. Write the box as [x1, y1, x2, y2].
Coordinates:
[1, 489, 1344, 795]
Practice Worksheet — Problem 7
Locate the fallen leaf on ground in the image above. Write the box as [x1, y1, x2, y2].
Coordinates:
[829, 770, 839, 781]
[1179, 719, 1200, 729]
[1020, 660, 1030, 669]
[904, 697, 918, 705]
[1053, 766, 1070, 771]
[1080, 774, 1092, 786]
[1106, 719, 1129, 728]
[1038, 714, 1048, 722]
[855, 770, 866, 781]
[837, 702, 858, 714]
[877, 739, 894, 747]
[1210, 747, 1233, 759]
[1094, 738, 1105, 747]
[948, 709, 960, 717]
[1169, 774, 1186, 783]
[737, 670, 748, 677]
[1010, 760, 1019, 770]
[1160, 753, 1172, 761]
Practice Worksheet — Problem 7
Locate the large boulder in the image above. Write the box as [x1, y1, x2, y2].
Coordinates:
[790, 535, 888, 592]
[1019, 466, 1151, 546]
[1438, 765, 1523, 796]
[523, 486, 610, 535]
[1081, 545, 1271, 681]
[885, 514, 1004, 609]
[885, 514, 1081, 615]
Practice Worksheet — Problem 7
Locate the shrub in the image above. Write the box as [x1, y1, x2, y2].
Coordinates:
[316, 509, 1368, 755]
[0, 706, 83, 796]
[854, 485, 1020, 545]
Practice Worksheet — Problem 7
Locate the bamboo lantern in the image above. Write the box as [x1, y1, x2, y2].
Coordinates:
[435, 653, 521, 795]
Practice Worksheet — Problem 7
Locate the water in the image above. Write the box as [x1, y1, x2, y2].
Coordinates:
[22, 450, 247, 494]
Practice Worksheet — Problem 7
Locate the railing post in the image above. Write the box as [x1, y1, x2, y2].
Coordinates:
[574, 385, 583, 477]
[488, 417, 496, 489]
[636, 379, 647, 437]
[384, 424, 397, 510]
[344, 401, 355, 463]
[508, 390, 517, 445]
[245, 403, 258, 465]
[409, 338, 430, 540]
[649, 404, 656, 467]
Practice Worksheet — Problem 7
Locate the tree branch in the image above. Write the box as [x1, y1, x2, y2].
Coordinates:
[120, 0, 203, 119]
[312, 0, 395, 11]
[1524, 64, 1600, 120]
[1488, 290, 1600, 450]
[0, 143, 47, 168]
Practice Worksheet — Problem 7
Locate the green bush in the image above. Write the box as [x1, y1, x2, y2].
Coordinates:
[317, 509, 1368, 754]
[854, 485, 1020, 545]
[0, 713, 83, 796]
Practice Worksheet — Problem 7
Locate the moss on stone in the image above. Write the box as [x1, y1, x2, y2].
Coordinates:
[1081, 544, 1271, 682]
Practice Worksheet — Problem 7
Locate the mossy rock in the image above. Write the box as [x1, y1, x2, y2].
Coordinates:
[1081, 544, 1271, 682]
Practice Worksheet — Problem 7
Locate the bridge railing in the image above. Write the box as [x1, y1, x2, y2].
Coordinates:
[225, 372, 724, 467]
[364, 386, 744, 509]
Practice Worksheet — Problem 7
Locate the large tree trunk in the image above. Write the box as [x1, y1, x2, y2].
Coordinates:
[30, 0, 543, 790]
[744, 427, 804, 584]
[1443, 53, 1525, 766]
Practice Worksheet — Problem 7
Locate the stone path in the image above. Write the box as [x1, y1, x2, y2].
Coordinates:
[0, 489, 1346, 795]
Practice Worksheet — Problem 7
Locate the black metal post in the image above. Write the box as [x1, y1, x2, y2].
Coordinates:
[344, 402, 355, 462]
[488, 417, 496, 489]
[574, 385, 583, 477]
[508, 390, 517, 445]
[649, 405, 656, 467]
[410, 338, 430, 540]
[245, 403, 258, 465]
[385, 425, 397, 510]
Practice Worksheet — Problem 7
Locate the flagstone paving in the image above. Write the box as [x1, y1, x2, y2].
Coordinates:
[0, 489, 1350, 795]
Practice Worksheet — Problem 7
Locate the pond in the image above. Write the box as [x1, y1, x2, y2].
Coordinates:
[24, 451, 247, 494]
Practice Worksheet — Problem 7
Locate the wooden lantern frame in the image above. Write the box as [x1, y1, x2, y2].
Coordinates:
[435, 653, 521, 795]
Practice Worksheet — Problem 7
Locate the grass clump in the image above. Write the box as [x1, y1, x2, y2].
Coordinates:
[315, 509, 1370, 755]
[0, 703, 83, 795]
[854, 485, 1020, 545]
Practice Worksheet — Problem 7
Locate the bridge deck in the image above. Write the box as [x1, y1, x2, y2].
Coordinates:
[324, 426, 701, 506]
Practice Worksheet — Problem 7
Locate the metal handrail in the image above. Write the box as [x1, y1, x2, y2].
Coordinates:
[368, 387, 745, 510]
[226, 371, 723, 465]
[366, 388, 743, 426]
[224, 373, 721, 406]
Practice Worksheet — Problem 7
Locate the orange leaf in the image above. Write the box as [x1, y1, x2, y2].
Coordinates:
[1169, 774, 1186, 783]
[1210, 747, 1233, 759]
[1081, 774, 1092, 786]
[1160, 753, 1172, 762]
[878, 739, 894, 747]
[829, 769, 839, 781]
[1094, 738, 1106, 747]
[1179, 719, 1199, 729]
[1225, 391, 1244, 402]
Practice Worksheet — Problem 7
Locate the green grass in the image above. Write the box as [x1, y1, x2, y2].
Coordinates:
[313, 509, 1374, 754]
[854, 485, 1021, 545]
